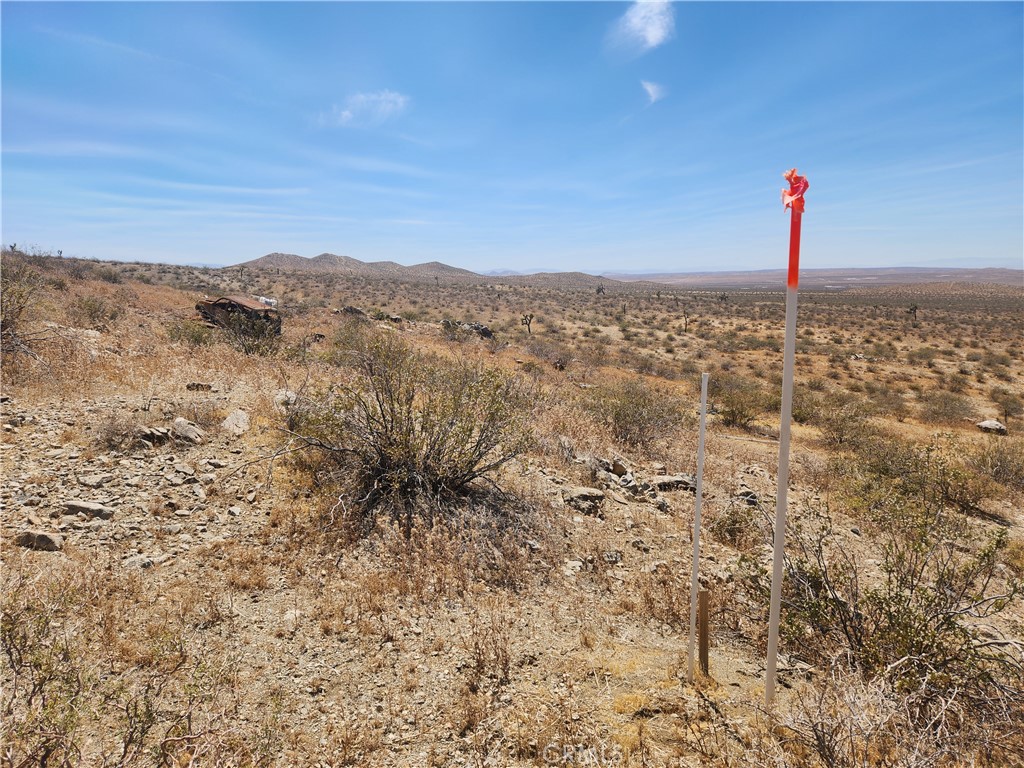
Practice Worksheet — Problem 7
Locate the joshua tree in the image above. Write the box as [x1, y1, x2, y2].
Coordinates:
[908, 304, 919, 321]
[521, 313, 534, 334]
[596, 285, 605, 295]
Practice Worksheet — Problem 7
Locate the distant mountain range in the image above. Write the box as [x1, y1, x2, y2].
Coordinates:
[229, 253, 1023, 291]
[233, 252, 477, 279]
[230, 252, 626, 290]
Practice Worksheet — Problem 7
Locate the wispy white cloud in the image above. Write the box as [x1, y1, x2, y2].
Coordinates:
[2, 140, 154, 158]
[38, 25, 179, 66]
[138, 179, 310, 196]
[320, 90, 410, 128]
[608, 1, 675, 56]
[289, 147, 437, 178]
[36, 25, 233, 87]
[4, 92, 216, 135]
[641, 80, 666, 105]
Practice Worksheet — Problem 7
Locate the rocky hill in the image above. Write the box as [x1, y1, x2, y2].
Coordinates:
[233, 252, 478, 280]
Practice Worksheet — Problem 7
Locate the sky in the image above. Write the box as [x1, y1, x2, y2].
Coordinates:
[2, 1, 1022, 274]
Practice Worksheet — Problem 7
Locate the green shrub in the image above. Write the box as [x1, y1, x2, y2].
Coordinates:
[708, 373, 768, 429]
[222, 313, 280, 356]
[759, 502, 1022, 749]
[291, 332, 532, 536]
[91, 265, 123, 284]
[583, 376, 685, 448]
[907, 346, 940, 365]
[816, 391, 877, 448]
[837, 433, 994, 516]
[167, 319, 215, 348]
[70, 296, 121, 329]
[990, 386, 1024, 424]
[918, 390, 975, 424]
[868, 385, 909, 422]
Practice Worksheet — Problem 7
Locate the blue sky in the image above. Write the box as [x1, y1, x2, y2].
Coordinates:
[2, 1, 1022, 273]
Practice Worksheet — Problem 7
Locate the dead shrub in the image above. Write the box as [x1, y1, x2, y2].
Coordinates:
[969, 435, 1024, 492]
[0, 254, 50, 373]
[1, 552, 275, 766]
[95, 412, 144, 452]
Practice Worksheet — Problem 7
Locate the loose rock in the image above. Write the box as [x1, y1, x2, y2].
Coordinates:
[64, 500, 115, 519]
[16, 530, 63, 551]
[172, 417, 205, 445]
[222, 409, 250, 437]
[653, 475, 697, 493]
[562, 486, 606, 516]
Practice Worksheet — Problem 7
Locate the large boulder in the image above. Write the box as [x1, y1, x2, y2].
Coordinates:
[172, 417, 205, 445]
[976, 419, 1008, 435]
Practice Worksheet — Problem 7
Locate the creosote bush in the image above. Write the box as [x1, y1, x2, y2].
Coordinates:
[765, 503, 1023, 758]
[290, 331, 532, 536]
[167, 319, 215, 348]
[837, 432, 995, 516]
[582, 376, 686, 449]
[708, 372, 769, 429]
[918, 389, 976, 424]
[216, 313, 281, 356]
[745, 422, 1024, 762]
[0, 254, 48, 370]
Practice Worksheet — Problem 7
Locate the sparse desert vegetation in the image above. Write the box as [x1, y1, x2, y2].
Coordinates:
[2, 247, 1023, 766]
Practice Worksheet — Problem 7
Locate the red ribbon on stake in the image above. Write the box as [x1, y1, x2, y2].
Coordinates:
[782, 168, 808, 288]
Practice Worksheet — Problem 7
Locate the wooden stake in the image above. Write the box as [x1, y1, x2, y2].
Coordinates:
[698, 589, 710, 676]
[687, 373, 709, 683]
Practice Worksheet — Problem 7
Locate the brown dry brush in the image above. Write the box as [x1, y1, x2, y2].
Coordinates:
[286, 328, 534, 539]
[1, 551, 283, 767]
[737, 436, 1024, 765]
[0, 254, 64, 378]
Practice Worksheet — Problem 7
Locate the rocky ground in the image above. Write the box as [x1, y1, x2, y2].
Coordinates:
[3, 257, 1022, 765]
[3, 378, 832, 766]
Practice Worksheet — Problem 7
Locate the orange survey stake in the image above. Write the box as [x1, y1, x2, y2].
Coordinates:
[781, 168, 809, 289]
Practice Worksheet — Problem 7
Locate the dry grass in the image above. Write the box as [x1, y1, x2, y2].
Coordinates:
[2, 251, 1022, 766]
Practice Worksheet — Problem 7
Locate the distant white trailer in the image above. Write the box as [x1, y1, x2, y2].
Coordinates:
[257, 296, 278, 308]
